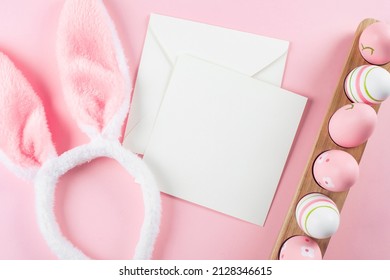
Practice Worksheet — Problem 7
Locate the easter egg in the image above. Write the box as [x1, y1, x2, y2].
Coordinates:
[359, 21, 390, 65]
[313, 150, 359, 192]
[296, 193, 340, 239]
[329, 103, 377, 148]
[344, 65, 390, 104]
[279, 236, 322, 260]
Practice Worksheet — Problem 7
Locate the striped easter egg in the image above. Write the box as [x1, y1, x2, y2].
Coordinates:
[344, 65, 390, 104]
[296, 193, 340, 239]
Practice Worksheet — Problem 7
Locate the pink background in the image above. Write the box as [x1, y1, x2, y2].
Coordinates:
[0, 0, 390, 259]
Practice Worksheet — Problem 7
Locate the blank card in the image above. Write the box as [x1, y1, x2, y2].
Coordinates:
[143, 55, 307, 225]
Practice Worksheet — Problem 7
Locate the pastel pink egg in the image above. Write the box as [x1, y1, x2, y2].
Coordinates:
[279, 236, 322, 260]
[329, 103, 377, 148]
[296, 193, 340, 239]
[359, 21, 390, 65]
[313, 150, 359, 192]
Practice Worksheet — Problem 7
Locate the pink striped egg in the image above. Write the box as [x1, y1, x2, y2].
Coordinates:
[279, 236, 322, 260]
[296, 193, 340, 239]
[344, 65, 390, 104]
[313, 150, 359, 192]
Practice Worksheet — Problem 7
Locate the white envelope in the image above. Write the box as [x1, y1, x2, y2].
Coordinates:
[142, 55, 307, 226]
[123, 13, 289, 154]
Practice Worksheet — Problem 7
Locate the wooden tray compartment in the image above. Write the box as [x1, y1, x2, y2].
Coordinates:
[270, 18, 390, 259]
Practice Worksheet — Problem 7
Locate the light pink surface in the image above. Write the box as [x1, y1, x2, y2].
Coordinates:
[1, 0, 390, 260]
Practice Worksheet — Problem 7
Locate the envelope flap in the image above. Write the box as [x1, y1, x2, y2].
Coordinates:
[149, 14, 289, 76]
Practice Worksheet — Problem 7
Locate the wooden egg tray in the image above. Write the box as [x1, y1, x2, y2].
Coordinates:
[270, 18, 390, 259]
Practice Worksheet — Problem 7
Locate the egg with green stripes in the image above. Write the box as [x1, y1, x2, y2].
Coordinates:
[296, 193, 340, 239]
[344, 65, 390, 104]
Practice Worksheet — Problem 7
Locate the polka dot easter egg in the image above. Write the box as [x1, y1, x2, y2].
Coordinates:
[313, 150, 359, 192]
[359, 21, 390, 65]
[296, 193, 340, 239]
[329, 103, 377, 148]
[279, 236, 322, 260]
[344, 65, 390, 104]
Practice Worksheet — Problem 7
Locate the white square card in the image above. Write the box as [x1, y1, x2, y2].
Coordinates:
[143, 55, 306, 225]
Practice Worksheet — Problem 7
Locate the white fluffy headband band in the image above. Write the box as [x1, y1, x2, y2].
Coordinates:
[0, 0, 161, 259]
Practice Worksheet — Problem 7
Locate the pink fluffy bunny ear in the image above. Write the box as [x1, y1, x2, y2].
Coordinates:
[34, 0, 160, 260]
[0, 52, 56, 180]
[57, 0, 131, 140]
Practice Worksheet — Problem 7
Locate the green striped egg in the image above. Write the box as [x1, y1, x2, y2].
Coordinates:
[344, 65, 390, 104]
[295, 193, 340, 239]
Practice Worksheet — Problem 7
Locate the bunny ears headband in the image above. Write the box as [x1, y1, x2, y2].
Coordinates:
[0, 0, 161, 259]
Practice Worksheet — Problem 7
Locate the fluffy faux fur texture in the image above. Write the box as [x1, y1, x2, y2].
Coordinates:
[57, 0, 132, 140]
[35, 137, 161, 260]
[0, 53, 56, 178]
[0, 0, 161, 260]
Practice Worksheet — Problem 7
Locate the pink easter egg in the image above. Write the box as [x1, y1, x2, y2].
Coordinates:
[313, 150, 359, 192]
[279, 236, 322, 260]
[329, 103, 377, 148]
[359, 21, 390, 65]
[344, 65, 390, 104]
[296, 193, 340, 239]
